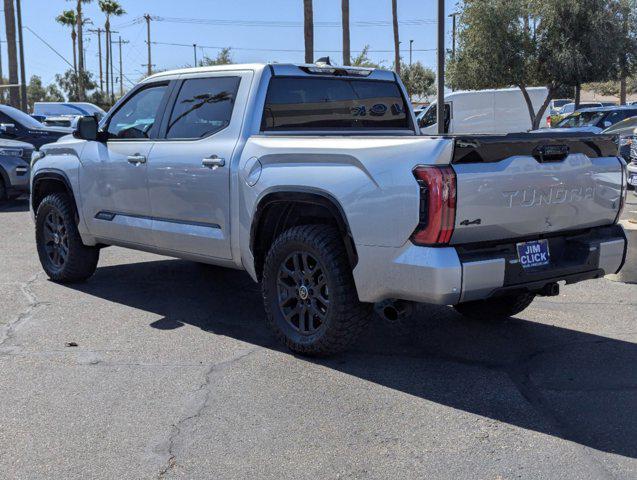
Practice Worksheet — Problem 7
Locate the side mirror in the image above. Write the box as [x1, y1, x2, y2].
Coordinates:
[73, 115, 99, 141]
[0, 123, 16, 134]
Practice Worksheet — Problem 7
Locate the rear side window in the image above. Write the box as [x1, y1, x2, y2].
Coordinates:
[166, 77, 240, 139]
[262, 77, 410, 131]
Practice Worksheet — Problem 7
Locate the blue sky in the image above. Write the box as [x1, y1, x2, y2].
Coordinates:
[14, 0, 458, 90]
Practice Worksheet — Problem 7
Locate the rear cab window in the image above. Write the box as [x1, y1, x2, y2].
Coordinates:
[166, 77, 241, 139]
[261, 76, 412, 131]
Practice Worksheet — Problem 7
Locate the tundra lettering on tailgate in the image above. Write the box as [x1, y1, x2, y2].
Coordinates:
[502, 185, 595, 208]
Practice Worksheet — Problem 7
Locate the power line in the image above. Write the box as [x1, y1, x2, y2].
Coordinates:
[116, 16, 437, 29]
[150, 40, 435, 54]
[24, 25, 74, 69]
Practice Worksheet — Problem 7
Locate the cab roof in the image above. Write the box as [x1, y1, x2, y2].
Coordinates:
[144, 62, 395, 82]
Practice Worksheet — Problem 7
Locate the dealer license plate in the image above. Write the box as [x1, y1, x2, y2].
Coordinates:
[516, 239, 550, 269]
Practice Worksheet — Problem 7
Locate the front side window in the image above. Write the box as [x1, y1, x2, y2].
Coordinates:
[262, 77, 410, 130]
[166, 77, 240, 139]
[106, 84, 168, 139]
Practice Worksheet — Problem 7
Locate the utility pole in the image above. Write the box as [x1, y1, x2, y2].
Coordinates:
[96, 29, 103, 93]
[409, 39, 413, 66]
[118, 36, 129, 97]
[193, 44, 197, 67]
[144, 14, 152, 77]
[109, 35, 114, 103]
[15, 0, 26, 111]
[437, 0, 445, 134]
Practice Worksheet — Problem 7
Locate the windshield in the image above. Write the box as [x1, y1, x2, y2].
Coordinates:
[603, 115, 637, 134]
[0, 105, 45, 129]
[556, 111, 606, 128]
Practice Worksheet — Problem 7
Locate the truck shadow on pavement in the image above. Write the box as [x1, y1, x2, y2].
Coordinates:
[71, 258, 637, 459]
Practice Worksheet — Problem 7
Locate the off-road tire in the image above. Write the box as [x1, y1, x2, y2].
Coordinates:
[35, 193, 99, 283]
[453, 292, 536, 321]
[262, 225, 371, 356]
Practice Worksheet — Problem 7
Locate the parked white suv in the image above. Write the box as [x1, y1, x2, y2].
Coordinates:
[30, 63, 628, 355]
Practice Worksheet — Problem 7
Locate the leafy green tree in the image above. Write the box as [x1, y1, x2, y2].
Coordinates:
[199, 48, 233, 66]
[400, 62, 435, 101]
[55, 69, 97, 102]
[26, 75, 64, 109]
[447, 0, 629, 129]
[350, 45, 384, 69]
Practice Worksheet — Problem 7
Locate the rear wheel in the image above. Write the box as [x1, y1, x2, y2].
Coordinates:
[262, 225, 371, 356]
[0, 178, 6, 201]
[453, 292, 536, 321]
[35, 193, 99, 283]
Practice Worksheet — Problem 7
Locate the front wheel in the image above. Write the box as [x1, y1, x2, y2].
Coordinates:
[35, 193, 100, 283]
[262, 225, 371, 356]
[453, 292, 536, 321]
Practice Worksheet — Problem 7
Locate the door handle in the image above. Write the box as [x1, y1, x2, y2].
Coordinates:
[127, 154, 147, 165]
[202, 155, 226, 169]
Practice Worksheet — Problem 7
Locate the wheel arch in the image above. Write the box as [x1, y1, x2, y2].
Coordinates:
[250, 188, 358, 280]
[31, 169, 79, 218]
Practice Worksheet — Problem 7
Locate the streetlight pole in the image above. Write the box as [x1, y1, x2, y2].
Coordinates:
[144, 14, 152, 77]
[193, 44, 197, 66]
[437, 0, 445, 134]
[409, 39, 413, 66]
[449, 12, 459, 61]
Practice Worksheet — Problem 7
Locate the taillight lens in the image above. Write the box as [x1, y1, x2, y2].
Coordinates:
[411, 166, 457, 246]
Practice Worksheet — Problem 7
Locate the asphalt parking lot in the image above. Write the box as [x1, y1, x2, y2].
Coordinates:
[1, 196, 636, 480]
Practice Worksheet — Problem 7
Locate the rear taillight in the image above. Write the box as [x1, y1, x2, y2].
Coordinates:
[411, 166, 457, 246]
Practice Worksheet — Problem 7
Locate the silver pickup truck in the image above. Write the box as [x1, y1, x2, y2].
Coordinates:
[30, 63, 628, 355]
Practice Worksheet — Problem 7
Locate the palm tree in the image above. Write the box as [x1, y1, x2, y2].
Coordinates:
[98, 0, 125, 100]
[342, 0, 350, 66]
[3, 0, 19, 107]
[303, 0, 313, 63]
[56, 10, 78, 79]
[392, 0, 400, 74]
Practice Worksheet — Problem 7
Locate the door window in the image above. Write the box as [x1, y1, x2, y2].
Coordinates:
[166, 77, 240, 139]
[106, 83, 168, 139]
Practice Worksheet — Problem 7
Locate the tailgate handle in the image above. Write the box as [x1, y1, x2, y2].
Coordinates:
[532, 144, 570, 163]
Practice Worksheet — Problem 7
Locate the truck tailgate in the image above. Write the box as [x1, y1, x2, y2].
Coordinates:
[450, 133, 625, 244]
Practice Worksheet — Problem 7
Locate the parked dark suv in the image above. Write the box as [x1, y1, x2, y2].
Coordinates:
[0, 105, 72, 149]
[0, 138, 34, 201]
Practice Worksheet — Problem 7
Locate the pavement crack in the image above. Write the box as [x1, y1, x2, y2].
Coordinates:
[156, 347, 260, 478]
[0, 272, 48, 354]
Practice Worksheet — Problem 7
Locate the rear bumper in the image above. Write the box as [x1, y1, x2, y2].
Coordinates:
[352, 225, 627, 305]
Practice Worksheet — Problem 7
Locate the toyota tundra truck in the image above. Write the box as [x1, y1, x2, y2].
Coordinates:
[30, 63, 628, 355]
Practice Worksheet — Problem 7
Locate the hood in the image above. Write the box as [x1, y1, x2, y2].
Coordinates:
[40, 126, 74, 134]
[0, 138, 34, 149]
